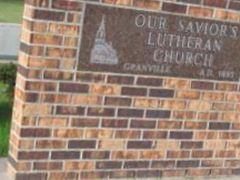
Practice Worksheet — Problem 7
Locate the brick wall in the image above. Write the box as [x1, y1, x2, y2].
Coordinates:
[7, 0, 240, 179]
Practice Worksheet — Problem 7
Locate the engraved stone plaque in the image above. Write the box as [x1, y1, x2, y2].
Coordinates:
[78, 4, 240, 81]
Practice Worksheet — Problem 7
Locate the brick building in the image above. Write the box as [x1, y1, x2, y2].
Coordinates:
[7, 0, 240, 179]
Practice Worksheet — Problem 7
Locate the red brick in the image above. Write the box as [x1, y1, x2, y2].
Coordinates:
[162, 2, 187, 13]
[184, 121, 207, 129]
[211, 168, 233, 176]
[34, 9, 65, 21]
[225, 160, 240, 167]
[209, 122, 230, 130]
[96, 161, 122, 169]
[133, 0, 160, 10]
[149, 89, 174, 98]
[188, 6, 213, 18]
[31, 34, 62, 45]
[181, 141, 203, 149]
[127, 141, 152, 149]
[158, 121, 182, 129]
[162, 170, 185, 177]
[111, 151, 138, 159]
[104, 0, 132, 6]
[40, 94, 70, 103]
[87, 107, 115, 117]
[101, 119, 128, 128]
[232, 169, 240, 175]
[124, 161, 149, 169]
[130, 120, 156, 129]
[137, 170, 159, 177]
[44, 70, 73, 80]
[56, 106, 85, 115]
[46, 47, 76, 58]
[105, 97, 131, 106]
[81, 171, 108, 179]
[192, 150, 213, 158]
[110, 170, 135, 178]
[49, 172, 79, 180]
[67, 12, 81, 23]
[122, 87, 147, 96]
[137, 77, 163, 87]
[219, 132, 239, 139]
[173, 111, 197, 119]
[33, 162, 62, 170]
[201, 160, 223, 167]
[85, 129, 113, 138]
[186, 169, 210, 176]
[18, 151, 49, 160]
[143, 131, 168, 139]
[83, 151, 110, 159]
[146, 110, 171, 118]
[59, 83, 89, 93]
[151, 160, 175, 168]
[204, 0, 228, 8]
[170, 131, 193, 139]
[20, 128, 50, 137]
[51, 151, 80, 159]
[177, 160, 200, 168]
[107, 75, 134, 84]
[16, 173, 48, 180]
[191, 81, 214, 90]
[115, 130, 141, 139]
[118, 108, 144, 118]
[177, 0, 201, 4]
[52, 0, 83, 10]
[167, 150, 190, 158]
[20, 43, 44, 56]
[77, 73, 105, 83]
[68, 140, 96, 149]
[229, 0, 240, 11]
[36, 140, 66, 149]
[216, 82, 238, 91]
[216, 150, 236, 158]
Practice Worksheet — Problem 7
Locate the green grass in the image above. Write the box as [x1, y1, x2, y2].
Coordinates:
[0, 82, 12, 157]
[0, 0, 24, 23]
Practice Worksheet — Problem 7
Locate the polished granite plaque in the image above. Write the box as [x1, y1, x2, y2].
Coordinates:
[78, 4, 240, 81]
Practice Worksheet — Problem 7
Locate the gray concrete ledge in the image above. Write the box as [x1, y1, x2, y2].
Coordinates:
[0, 158, 11, 180]
[0, 173, 11, 180]
[0, 158, 7, 172]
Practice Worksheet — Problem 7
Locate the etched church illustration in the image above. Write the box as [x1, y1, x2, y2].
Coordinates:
[90, 15, 119, 65]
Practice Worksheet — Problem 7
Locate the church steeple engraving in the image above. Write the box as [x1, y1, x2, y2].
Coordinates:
[96, 15, 106, 42]
[90, 15, 119, 65]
